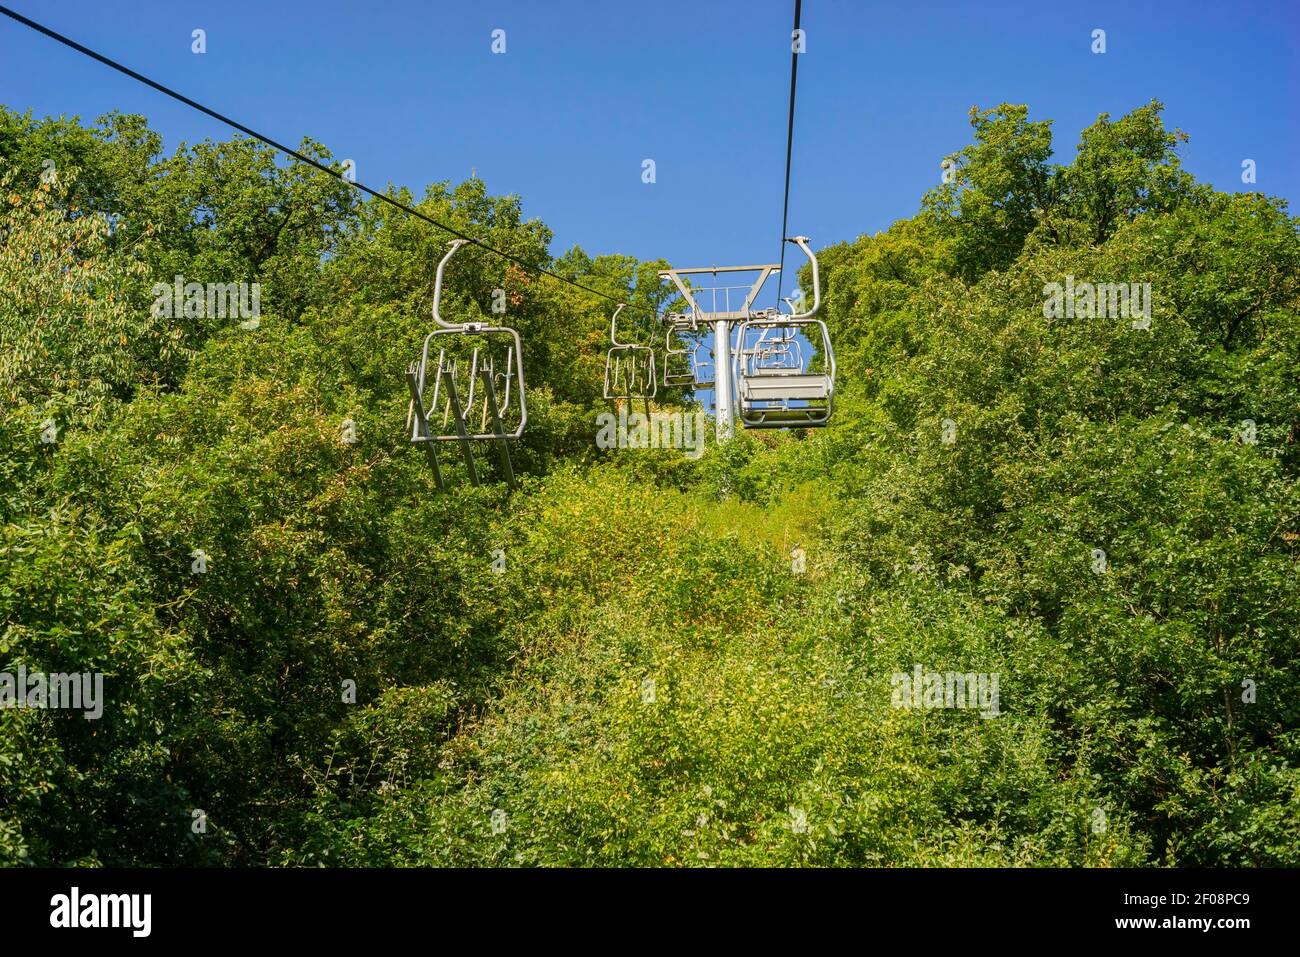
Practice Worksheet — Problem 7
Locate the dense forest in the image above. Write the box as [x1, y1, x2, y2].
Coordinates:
[1, 98, 1297, 867]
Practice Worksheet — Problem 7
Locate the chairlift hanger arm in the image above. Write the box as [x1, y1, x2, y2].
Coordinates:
[432, 238, 471, 330]
[608, 304, 626, 347]
[783, 236, 820, 320]
[608, 303, 638, 348]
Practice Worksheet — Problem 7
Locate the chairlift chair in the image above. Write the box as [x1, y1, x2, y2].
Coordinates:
[733, 236, 835, 429]
[405, 239, 527, 489]
[662, 311, 714, 388]
[603, 304, 657, 400]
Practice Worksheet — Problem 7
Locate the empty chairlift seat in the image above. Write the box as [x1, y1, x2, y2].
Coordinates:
[405, 239, 527, 489]
[603, 304, 657, 400]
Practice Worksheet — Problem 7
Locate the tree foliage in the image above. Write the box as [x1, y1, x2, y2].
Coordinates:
[1, 101, 1296, 866]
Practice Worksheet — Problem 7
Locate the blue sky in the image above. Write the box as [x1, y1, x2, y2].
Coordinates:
[2, 0, 1297, 274]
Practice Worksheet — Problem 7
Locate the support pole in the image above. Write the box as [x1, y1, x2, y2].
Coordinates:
[714, 318, 733, 442]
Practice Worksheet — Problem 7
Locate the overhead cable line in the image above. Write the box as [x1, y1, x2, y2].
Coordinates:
[775, 0, 802, 307]
[0, 4, 649, 318]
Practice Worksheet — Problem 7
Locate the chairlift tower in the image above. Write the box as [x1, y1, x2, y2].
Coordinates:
[658, 236, 830, 442]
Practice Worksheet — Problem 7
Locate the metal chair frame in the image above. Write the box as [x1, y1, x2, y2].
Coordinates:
[732, 236, 835, 429]
[603, 304, 657, 400]
[406, 239, 526, 489]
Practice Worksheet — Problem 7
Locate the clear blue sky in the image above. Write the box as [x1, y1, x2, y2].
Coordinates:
[2, 0, 1297, 271]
